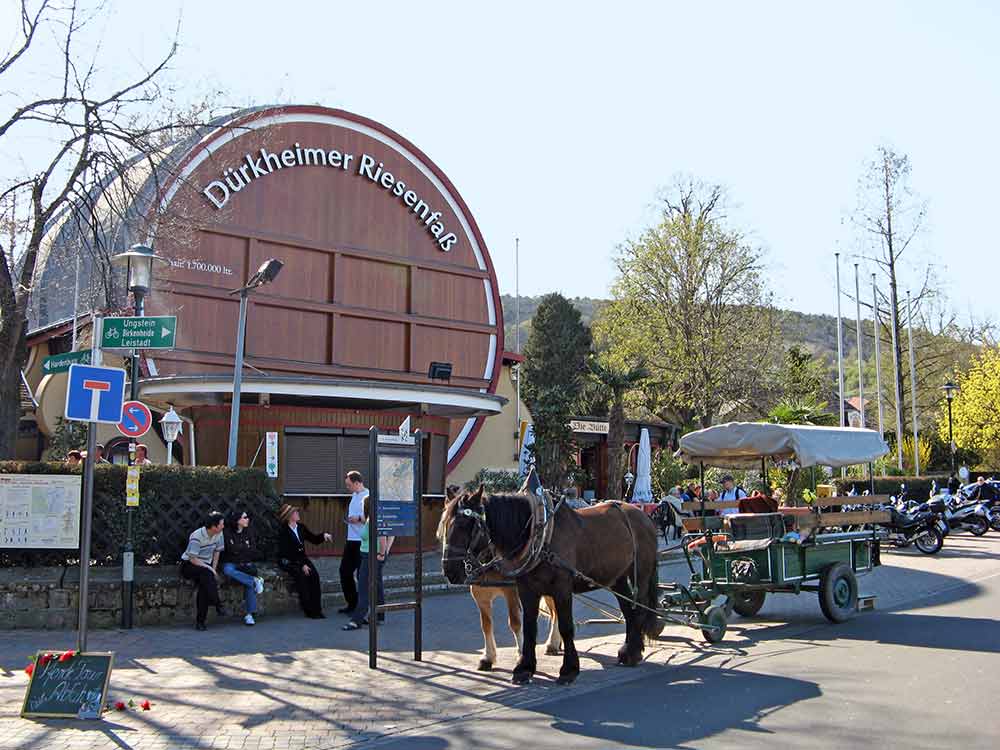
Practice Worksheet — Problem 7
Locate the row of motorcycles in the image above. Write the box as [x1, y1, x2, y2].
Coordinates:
[847, 479, 1000, 555]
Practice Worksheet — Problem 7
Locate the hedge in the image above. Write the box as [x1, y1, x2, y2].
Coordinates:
[833, 475, 948, 500]
[0, 462, 281, 568]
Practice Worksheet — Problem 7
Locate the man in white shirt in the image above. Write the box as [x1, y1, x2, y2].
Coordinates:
[339, 470, 369, 614]
[719, 475, 747, 517]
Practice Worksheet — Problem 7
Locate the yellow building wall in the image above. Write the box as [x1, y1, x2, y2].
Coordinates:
[447, 362, 532, 489]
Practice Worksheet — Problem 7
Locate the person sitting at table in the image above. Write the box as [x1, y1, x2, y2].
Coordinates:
[277, 504, 332, 619]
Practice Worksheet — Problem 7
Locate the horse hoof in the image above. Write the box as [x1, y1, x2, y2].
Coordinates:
[545, 645, 561, 656]
[556, 672, 578, 685]
[477, 659, 493, 672]
[511, 671, 533, 685]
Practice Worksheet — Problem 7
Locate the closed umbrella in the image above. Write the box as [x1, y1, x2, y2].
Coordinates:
[632, 428, 653, 503]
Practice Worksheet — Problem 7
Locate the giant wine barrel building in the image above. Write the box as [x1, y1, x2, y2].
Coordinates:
[24, 106, 526, 553]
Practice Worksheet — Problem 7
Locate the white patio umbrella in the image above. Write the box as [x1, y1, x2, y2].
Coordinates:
[631, 428, 654, 502]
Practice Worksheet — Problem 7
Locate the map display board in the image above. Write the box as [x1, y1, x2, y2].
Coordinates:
[0, 474, 82, 549]
[376, 453, 417, 536]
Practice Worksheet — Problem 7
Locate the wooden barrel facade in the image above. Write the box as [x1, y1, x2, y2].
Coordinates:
[148, 106, 504, 466]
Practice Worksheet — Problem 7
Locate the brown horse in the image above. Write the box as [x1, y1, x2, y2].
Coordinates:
[441, 487, 661, 685]
[437, 504, 560, 671]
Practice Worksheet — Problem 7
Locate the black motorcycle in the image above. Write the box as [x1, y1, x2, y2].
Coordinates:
[879, 503, 946, 554]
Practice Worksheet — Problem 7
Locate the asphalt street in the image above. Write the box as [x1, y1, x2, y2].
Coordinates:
[370, 535, 1000, 750]
[2, 533, 998, 749]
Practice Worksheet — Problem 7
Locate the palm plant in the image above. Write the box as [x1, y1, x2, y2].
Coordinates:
[589, 358, 649, 499]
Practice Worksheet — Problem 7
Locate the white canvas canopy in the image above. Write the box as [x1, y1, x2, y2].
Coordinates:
[675, 422, 889, 469]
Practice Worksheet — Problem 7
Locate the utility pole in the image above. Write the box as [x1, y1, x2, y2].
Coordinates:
[872, 273, 885, 437]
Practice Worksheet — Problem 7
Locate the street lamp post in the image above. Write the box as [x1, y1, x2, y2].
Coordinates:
[110, 244, 167, 630]
[942, 381, 960, 474]
[160, 407, 183, 466]
[227, 259, 284, 467]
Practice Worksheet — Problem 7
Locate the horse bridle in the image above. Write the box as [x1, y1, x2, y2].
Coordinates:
[442, 506, 503, 585]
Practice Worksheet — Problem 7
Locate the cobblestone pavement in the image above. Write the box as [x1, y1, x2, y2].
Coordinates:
[2, 535, 997, 749]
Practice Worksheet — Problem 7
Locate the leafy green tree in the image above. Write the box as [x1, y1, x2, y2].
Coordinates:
[589, 358, 648, 499]
[594, 179, 777, 429]
[521, 293, 592, 488]
[766, 398, 837, 427]
[42, 417, 87, 461]
[942, 347, 1000, 466]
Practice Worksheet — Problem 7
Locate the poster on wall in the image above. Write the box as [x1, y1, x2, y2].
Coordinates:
[0, 474, 82, 549]
[265, 432, 278, 478]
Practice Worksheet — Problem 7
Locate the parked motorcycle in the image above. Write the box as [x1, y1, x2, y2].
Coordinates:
[935, 494, 990, 537]
[878, 504, 947, 554]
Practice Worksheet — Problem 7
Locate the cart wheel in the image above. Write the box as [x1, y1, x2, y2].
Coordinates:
[732, 590, 766, 618]
[700, 605, 727, 643]
[819, 562, 858, 623]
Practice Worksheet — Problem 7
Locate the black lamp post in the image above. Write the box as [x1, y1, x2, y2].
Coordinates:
[110, 243, 167, 629]
[942, 381, 960, 474]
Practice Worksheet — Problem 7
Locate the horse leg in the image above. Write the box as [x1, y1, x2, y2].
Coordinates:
[553, 590, 579, 684]
[542, 595, 562, 655]
[613, 580, 644, 667]
[473, 588, 497, 671]
[503, 586, 523, 656]
[512, 588, 540, 685]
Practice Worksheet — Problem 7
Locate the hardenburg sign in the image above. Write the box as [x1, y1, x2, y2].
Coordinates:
[201, 144, 459, 252]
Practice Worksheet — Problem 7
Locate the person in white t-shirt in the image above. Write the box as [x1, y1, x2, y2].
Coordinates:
[339, 470, 369, 614]
[718, 475, 747, 516]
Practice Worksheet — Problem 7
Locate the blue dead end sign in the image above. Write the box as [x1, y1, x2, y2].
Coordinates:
[64, 364, 126, 424]
[117, 400, 153, 439]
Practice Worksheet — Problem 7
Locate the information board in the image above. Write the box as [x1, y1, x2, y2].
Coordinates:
[0, 474, 81, 549]
[21, 652, 114, 719]
[376, 453, 417, 536]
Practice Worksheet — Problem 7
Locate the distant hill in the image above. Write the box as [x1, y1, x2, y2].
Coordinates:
[502, 294, 859, 364]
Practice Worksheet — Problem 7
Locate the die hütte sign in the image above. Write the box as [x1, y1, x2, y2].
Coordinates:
[201, 144, 459, 252]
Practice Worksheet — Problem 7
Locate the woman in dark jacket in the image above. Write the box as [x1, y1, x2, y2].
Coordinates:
[276, 504, 332, 619]
[222, 508, 265, 626]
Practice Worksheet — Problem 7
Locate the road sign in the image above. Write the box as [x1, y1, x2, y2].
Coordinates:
[64, 365, 126, 424]
[125, 466, 140, 508]
[100, 316, 177, 350]
[116, 401, 153, 438]
[41, 350, 91, 375]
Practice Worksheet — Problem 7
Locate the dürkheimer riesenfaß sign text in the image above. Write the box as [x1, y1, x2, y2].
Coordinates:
[201, 145, 459, 252]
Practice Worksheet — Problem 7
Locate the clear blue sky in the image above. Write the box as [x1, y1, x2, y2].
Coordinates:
[24, 1, 1000, 321]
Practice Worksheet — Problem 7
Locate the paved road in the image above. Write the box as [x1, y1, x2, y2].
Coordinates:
[1, 534, 998, 749]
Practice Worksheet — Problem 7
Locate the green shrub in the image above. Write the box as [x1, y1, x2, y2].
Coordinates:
[0, 462, 280, 567]
[463, 467, 523, 493]
[832, 475, 947, 499]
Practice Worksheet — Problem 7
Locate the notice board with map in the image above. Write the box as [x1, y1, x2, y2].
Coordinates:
[0, 474, 82, 549]
[376, 453, 417, 536]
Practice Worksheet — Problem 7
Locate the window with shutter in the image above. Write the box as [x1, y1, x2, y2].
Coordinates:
[284, 432, 340, 495]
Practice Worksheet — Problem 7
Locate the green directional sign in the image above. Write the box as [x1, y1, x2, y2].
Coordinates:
[41, 350, 92, 375]
[101, 316, 177, 350]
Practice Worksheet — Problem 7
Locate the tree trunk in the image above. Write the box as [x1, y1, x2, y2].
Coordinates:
[606, 393, 625, 499]
[0, 322, 28, 459]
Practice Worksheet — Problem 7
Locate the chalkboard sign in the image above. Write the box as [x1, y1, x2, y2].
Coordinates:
[21, 652, 114, 719]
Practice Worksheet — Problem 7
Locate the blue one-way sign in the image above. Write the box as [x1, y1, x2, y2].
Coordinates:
[65, 364, 126, 424]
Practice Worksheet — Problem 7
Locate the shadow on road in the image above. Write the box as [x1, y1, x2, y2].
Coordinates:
[371, 664, 822, 750]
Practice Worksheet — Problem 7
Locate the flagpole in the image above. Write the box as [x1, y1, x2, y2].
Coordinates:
[907, 290, 920, 476]
[854, 263, 865, 428]
[835, 253, 845, 428]
[872, 273, 885, 437]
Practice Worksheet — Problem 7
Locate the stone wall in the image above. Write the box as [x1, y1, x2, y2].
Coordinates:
[0, 564, 455, 630]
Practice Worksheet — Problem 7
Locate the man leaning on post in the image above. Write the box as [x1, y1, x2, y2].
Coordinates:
[180, 511, 226, 631]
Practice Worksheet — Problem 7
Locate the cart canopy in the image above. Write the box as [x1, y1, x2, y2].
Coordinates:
[675, 422, 889, 469]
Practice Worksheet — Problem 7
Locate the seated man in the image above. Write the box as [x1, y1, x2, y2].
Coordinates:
[718, 475, 747, 516]
[180, 512, 226, 631]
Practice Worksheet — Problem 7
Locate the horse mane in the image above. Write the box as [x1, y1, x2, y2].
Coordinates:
[484, 493, 532, 555]
[436, 497, 458, 543]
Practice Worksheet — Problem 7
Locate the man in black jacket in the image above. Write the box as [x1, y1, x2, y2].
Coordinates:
[277, 504, 332, 618]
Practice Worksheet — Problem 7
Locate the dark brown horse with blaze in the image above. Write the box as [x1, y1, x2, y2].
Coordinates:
[441, 487, 661, 685]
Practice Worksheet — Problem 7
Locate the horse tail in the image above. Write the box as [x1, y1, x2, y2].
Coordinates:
[638, 543, 662, 638]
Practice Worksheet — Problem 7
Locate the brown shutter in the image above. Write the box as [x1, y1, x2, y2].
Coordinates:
[283, 431, 340, 495]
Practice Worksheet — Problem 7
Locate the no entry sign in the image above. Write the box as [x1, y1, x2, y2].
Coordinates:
[116, 401, 153, 439]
